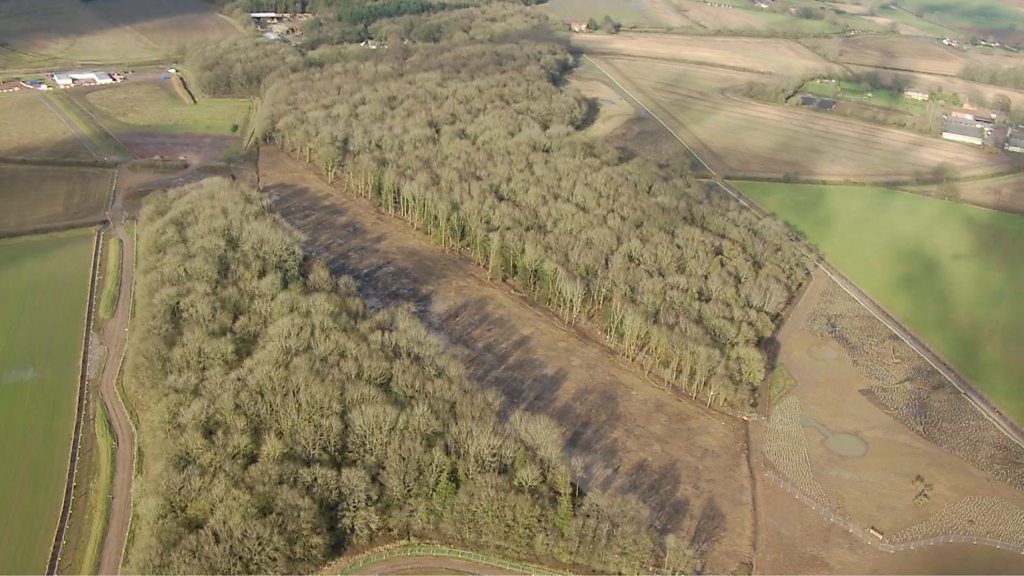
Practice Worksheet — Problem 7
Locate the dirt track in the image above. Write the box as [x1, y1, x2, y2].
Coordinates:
[260, 146, 755, 573]
[94, 170, 136, 576]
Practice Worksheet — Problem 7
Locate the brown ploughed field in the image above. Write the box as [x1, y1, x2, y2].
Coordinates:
[259, 146, 755, 573]
[588, 54, 1013, 181]
[572, 32, 834, 76]
[803, 35, 1024, 76]
[902, 173, 1024, 215]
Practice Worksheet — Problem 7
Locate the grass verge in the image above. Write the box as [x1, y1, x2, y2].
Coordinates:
[98, 237, 122, 321]
[44, 91, 128, 158]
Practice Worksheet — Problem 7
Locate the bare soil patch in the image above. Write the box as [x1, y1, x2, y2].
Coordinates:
[116, 132, 235, 166]
[259, 146, 754, 573]
[0, 164, 112, 236]
[803, 35, 969, 75]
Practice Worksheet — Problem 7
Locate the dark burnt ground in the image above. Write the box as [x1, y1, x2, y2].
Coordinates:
[259, 146, 754, 573]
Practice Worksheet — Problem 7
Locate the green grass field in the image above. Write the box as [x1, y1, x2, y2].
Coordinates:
[0, 229, 95, 573]
[84, 80, 251, 135]
[0, 165, 113, 236]
[890, 0, 1024, 33]
[734, 182, 1024, 425]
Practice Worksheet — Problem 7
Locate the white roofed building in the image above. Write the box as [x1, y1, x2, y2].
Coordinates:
[51, 71, 113, 88]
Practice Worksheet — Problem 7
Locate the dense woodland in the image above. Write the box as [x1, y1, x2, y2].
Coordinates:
[188, 1, 807, 409]
[125, 180, 686, 573]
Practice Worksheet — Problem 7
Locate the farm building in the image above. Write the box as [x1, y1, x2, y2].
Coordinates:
[0, 81, 22, 94]
[570, 21, 589, 32]
[799, 95, 837, 111]
[942, 116, 985, 146]
[1007, 127, 1024, 153]
[903, 88, 929, 101]
[51, 71, 113, 88]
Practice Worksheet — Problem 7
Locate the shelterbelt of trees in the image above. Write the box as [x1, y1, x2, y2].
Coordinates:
[191, 1, 808, 410]
[125, 180, 681, 573]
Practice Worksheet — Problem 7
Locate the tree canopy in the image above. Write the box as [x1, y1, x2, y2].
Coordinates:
[125, 180, 680, 573]
[187, 2, 807, 409]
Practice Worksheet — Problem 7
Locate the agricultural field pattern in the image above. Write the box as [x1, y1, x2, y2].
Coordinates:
[0, 0, 1023, 575]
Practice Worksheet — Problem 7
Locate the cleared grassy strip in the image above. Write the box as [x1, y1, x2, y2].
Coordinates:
[733, 181, 1024, 425]
[57, 391, 115, 575]
[0, 229, 95, 573]
[98, 237, 122, 321]
[44, 91, 128, 158]
[82, 401, 114, 574]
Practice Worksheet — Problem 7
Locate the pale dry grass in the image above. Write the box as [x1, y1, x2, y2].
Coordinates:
[894, 497, 1024, 544]
[806, 281, 1024, 490]
[764, 396, 830, 506]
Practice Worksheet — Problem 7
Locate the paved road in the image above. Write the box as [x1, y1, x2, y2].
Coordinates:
[95, 172, 137, 576]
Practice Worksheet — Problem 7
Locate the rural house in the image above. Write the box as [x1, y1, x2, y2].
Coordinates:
[51, 71, 113, 88]
[1007, 126, 1024, 153]
[903, 88, 929, 101]
[570, 21, 589, 32]
[799, 95, 837, 111]
[941, 116, 985, 146]
[0, 81, 22, 93]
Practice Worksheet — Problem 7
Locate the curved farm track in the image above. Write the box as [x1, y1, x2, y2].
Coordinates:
[94, 175, 137, 576]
